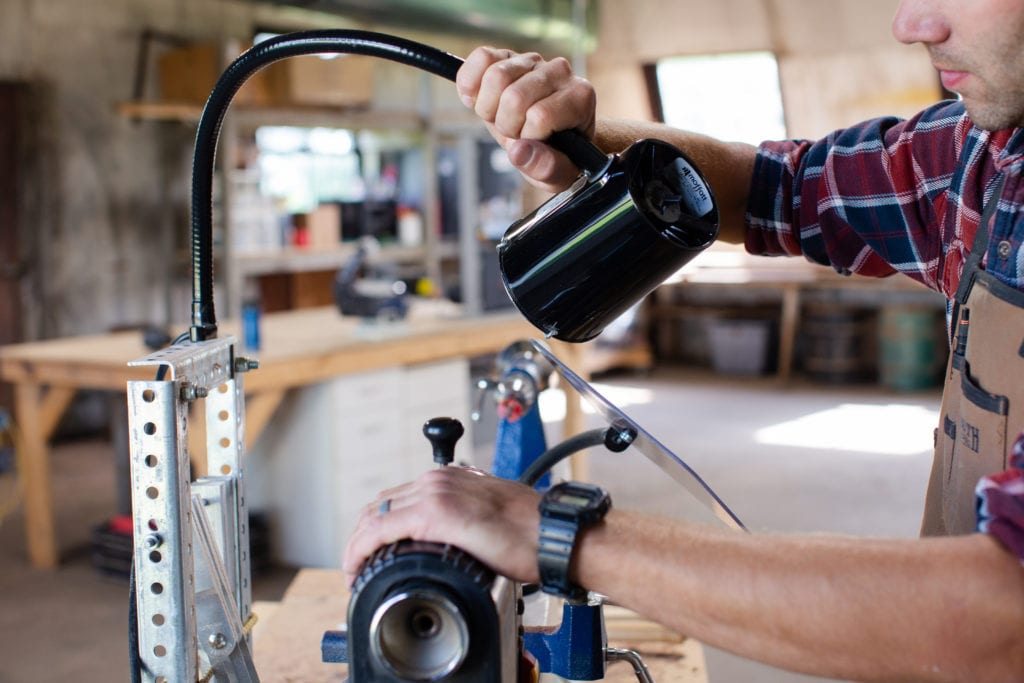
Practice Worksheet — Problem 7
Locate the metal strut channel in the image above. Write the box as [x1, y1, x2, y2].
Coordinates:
[128, 336, 258, 682]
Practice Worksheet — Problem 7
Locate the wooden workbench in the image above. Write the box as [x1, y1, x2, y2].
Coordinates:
[251, 568, 707, 682]
[652, 244, 945, 381]
[0, 305, 588, 569]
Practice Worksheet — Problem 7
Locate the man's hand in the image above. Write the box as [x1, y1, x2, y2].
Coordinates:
[342, 466, 543, 586]
[456, 46, 598, 193]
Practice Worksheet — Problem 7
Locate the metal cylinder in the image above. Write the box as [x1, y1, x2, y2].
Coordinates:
[498, 139, 718, 343]
[370, 589, 470, 681]
[344, 540, 510, 682]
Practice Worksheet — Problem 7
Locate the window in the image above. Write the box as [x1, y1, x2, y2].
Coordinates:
[655, 52, 786, 145]
[254, 126, 363, 213]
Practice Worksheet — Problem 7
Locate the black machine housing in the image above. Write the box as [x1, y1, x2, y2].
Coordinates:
[333, 239, 409, 321]
[334, 540, 521, 682]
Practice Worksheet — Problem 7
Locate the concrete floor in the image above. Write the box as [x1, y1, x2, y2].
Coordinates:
[0, 367, 941, 683]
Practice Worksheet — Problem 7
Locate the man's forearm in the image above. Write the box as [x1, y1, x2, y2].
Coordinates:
[576, 510, 1024, 682]
[594, 118, 758, 243]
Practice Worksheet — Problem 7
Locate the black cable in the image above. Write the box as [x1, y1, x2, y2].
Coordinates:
[189, 29, 609, 342]
[518, 422, 636, 488]
[518, 428, 610, 488]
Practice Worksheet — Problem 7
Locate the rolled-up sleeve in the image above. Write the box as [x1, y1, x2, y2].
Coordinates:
[744, 101, 971, 290]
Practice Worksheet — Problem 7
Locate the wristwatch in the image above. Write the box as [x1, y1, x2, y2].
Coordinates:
[537, 481, 612, 601]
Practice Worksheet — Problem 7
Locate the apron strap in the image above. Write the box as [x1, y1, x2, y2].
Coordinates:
[954, 173, 1008, 306]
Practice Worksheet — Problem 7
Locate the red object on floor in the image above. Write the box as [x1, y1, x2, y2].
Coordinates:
[108, 514, 134, 536]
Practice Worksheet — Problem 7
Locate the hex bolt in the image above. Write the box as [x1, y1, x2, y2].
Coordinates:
[143, 533, 163, 550]
[604, 424, 637, 453]
[180, 384, 209, 401]
[234, 357, 260, 373]
[209, 632, 228, 650]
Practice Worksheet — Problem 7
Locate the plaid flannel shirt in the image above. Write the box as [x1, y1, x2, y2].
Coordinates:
[744, 100, 1024, 560]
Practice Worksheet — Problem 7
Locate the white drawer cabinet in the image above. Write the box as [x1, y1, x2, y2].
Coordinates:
[246, 360, 473, 568]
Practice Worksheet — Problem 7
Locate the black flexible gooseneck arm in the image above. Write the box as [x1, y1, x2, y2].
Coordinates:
[188, 29, 607, 342]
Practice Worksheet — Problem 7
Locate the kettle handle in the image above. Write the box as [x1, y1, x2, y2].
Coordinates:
[547, 129, 612, 177]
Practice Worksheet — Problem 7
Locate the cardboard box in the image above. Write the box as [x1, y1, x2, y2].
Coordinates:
[158, 42, 272, 106]
[262, 53, 375, 107]
[707, 318, 775, 376]
[305, 203, 341, 248]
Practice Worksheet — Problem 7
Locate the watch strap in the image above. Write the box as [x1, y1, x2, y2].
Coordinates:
[537, 482, 611, 601]
[537, 514, 586, 601]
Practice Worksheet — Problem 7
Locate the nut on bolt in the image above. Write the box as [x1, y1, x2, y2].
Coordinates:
[180, 383, 209, 401]
[234, 357, 260, 373]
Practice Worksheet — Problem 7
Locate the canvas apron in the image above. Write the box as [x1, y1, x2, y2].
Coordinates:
[921, 175, 1024, 536]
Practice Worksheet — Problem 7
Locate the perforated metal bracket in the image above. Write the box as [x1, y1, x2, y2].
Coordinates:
[127, 336, 259, 682]
[129, 336, 236, 387]
[192, 493, 259, 682]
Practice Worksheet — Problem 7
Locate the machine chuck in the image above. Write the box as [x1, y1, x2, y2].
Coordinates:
[327, 540, 520, 682]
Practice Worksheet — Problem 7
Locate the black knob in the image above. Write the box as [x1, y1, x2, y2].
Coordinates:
[423, 417, 464, 467]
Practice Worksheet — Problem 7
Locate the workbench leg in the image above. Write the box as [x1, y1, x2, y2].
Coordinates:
[188, 402, 207, 480]
[244, 389, 287, 451]
[14, 383, 75, 569]
[189, 389, 286, 478]
[777, 284, 801, 384]
[551, 342, 589, 482]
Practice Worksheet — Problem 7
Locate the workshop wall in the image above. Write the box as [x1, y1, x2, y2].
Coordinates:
[590, 0, 939, 137]
[0, 0, 261, 339]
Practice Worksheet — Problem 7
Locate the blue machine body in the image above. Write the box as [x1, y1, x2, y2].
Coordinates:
[524, 601, 607, 681]
[487, 378, 605, 681]
[491, 398, 550, 490]
[321, 630, 347, 664]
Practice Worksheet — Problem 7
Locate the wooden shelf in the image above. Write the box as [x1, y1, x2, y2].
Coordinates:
[118, 91, 496, 321]
[231, 241, 459, 277]
[116, 99, 480, 132]
[116, 100, 204, 121]
[583, 343, 654, 375]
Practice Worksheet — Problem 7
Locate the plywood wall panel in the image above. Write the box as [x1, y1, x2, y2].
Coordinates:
[591, 65, 653, 123]
[780, 46, 941, 139]
[768, 0, 901, 54]
[594, 0, 903, 62]
[594, 0, 773, 64]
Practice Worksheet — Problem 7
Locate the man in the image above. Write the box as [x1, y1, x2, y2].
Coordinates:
[344, 1, 1024, 679]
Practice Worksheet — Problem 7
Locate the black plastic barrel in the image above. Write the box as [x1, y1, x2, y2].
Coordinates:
[800, 306, 877, 384]
[878, 306, 944, 391]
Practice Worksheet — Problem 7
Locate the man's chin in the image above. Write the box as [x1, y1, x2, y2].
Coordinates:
[963, 100, 1024, 132]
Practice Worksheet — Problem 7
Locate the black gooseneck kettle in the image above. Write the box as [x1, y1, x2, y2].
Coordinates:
[187, 30, 719, 345]
[497, 132, 719, 342]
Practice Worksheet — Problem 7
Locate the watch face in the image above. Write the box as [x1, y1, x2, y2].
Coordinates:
[551, 491, 594, 507]
[543, 482, 611, 519]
